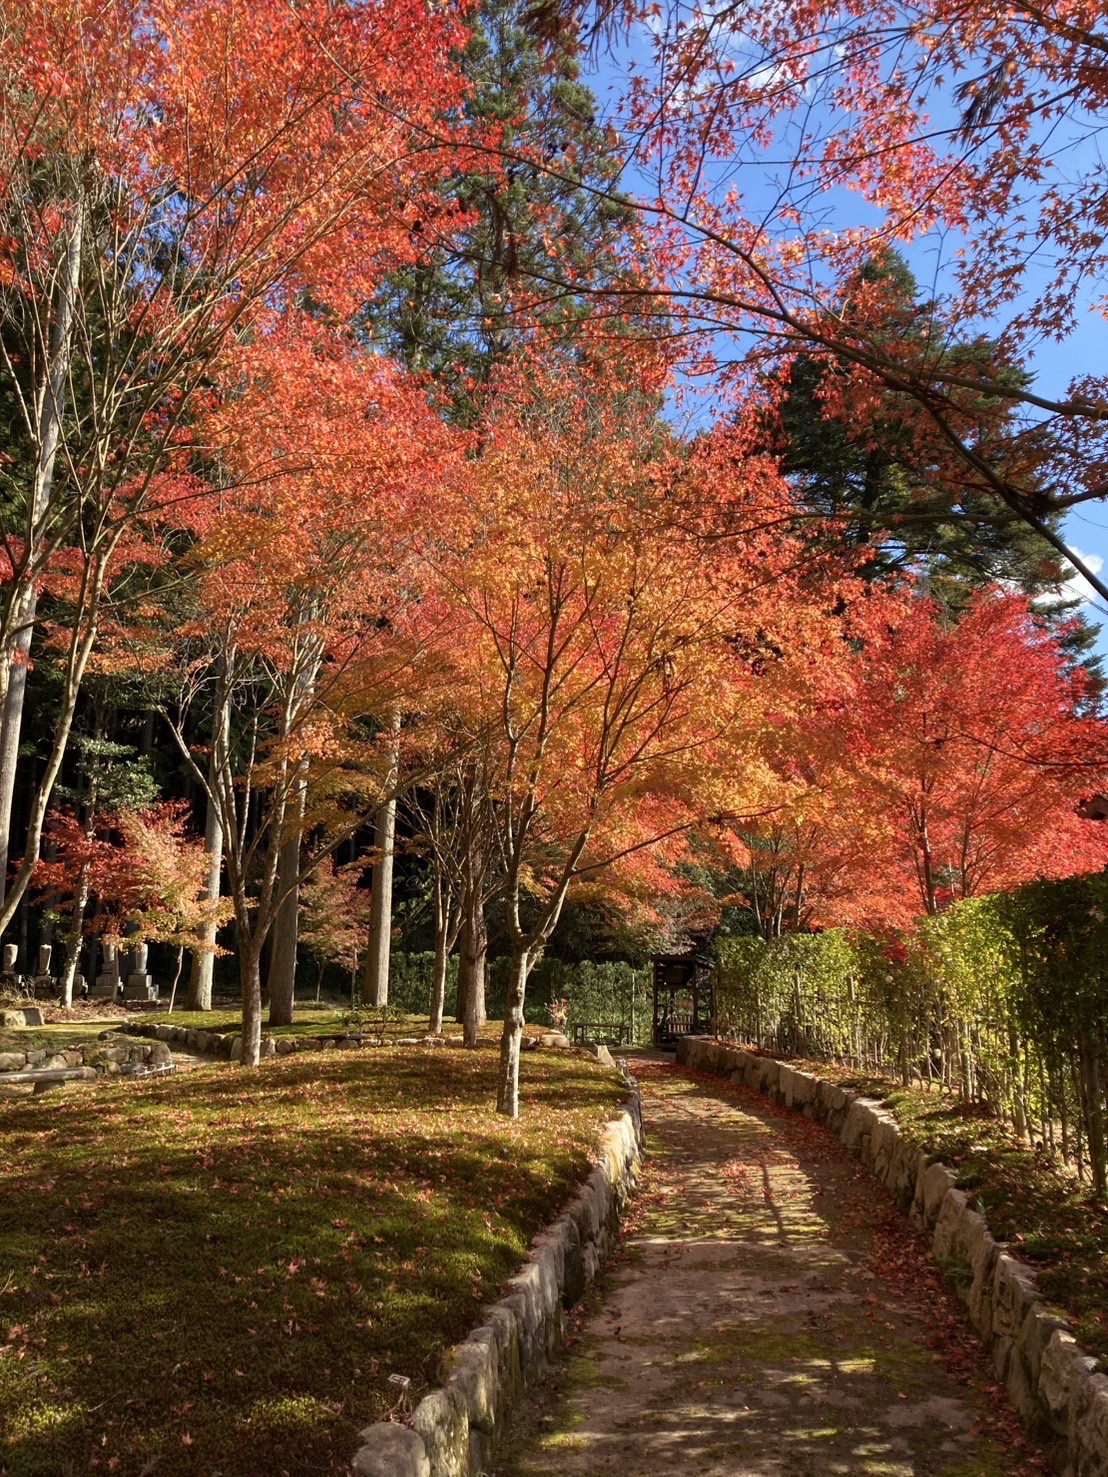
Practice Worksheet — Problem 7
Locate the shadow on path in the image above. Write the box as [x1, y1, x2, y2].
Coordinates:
[499, 1059, 1046, 1477]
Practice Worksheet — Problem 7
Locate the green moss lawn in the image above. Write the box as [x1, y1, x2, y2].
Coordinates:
[0, 1043, 622, 1476]
[0, 1022, 116, 1054]
[0, 1005, 497, 1056]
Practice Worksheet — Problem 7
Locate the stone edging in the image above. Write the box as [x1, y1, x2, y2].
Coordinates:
[351, 1067, 644, 1477]
[677, 1036, 1108, 1477]
[123, 1020, 457, 1060]
[0, 1033, 172, 1075]
[123, 1021, 618, 1066]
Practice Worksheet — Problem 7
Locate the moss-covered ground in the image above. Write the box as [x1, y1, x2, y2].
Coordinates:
[0, 1021, 116, 1054]
[0, 1041, 622, 1476]
[0, 1003, 504, 1056]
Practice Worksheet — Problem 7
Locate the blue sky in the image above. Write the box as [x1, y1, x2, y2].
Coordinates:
[580, 23, 1108, 654]
[1030, 319, 1108, 647]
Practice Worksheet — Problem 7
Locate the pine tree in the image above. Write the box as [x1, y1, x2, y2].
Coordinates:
[775, 249, 1103, 687]
[369, 0, 631, 416]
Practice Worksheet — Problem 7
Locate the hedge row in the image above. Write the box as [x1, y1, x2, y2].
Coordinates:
[713, 875, 1108, 1197]
[381, 953, 651, 1044]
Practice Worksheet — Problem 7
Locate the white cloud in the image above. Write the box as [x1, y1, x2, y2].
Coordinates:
[1063, 546, 1106, 609]
[1036, 545, 1106, 610]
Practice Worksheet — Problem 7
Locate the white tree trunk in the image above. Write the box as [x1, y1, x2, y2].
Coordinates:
[0, 198, 83, 903]
[267, 816, 302, 1026]
[362, 792, 396, 1007]
[187, 772, 225, 1011]
[497, 948, 530, 1117]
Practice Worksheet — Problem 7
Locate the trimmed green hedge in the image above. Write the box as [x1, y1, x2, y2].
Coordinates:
[714, 875, 1108, 1196]
[382, 952, 650, 1041]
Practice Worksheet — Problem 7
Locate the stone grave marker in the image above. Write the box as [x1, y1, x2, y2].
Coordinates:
[123, 942, 156, 1003]
[90, 941, 121, 1000]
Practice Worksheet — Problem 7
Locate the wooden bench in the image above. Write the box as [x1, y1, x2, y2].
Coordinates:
[569, 1020, 633, 1047]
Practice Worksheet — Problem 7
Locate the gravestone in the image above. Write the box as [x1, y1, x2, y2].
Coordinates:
[90, 941, 121, 1000]
[123, 940, 155, 1003]
[1, 944, 18, 991]
[32, 941, 56, 998]
[124, 942, 148, 975]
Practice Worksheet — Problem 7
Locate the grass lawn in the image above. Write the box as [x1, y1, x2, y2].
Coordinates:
[0, 1042, 623, 1476]
[773, 1052, 1108, 1364]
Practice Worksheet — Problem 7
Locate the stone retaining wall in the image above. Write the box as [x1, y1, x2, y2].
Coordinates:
[124, 1021, 605, 1065]
[677, 1036, 1108, 1477]
[351, 1072, 644, 1477]
[124, 1020, 448, 1060]
[0, 1034, 172, 1075]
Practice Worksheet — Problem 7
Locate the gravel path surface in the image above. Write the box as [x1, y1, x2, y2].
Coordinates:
[501, 1059, 1044, 1477]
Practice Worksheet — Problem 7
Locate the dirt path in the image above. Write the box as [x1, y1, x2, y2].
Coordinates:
[500, 1059, 1044, 1477]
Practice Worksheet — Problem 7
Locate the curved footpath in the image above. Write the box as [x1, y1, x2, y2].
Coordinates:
[500, 1058, 1045, 1477]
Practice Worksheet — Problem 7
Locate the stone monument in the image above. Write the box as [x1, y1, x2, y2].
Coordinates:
[32, 940, 56, 999]
[90, 940, 121, 1000]
[122, 941, 156, 1003]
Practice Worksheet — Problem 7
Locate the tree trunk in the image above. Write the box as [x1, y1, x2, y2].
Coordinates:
[187, 767, 226, 1010]
[455, 937, 469, 1026]
[167, 946, 185, 1013]
[475, 947, 487, 1026]
[0, 195, 83, 905]
[240, 945, 263, 1067]
[455, 844, 488, 1028]
[0, 623, 35, 900]
[497, 948, 530, 1117]
[58, 860, 91, 1008]
[1081, 1032, 1108, 1201]
[267, 791, 304, 1027]
[461, 906, 487, 1048]
[188, 678, 230, 1009]
[361, 791, 396, 1007]
[430, 869, 450, 1035]
[0, 552, 111, 935]
[456, 905, 482, 1030]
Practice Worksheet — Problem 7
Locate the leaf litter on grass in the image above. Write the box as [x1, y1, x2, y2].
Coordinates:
[0, 1043, 622, 1477]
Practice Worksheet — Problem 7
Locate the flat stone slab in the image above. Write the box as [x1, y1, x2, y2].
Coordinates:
[502, 1060, 1039, 1477]
[0, 1007, 45, 1026]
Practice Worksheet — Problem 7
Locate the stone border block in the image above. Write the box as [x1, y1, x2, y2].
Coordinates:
[352, 1422, 430, 1477]
[915, 1160, 958, 1230]
[1041, 1329, 1099, 1438]
[993, 1252, 1039, 1339]
[1071, 1372, 1108, 1474]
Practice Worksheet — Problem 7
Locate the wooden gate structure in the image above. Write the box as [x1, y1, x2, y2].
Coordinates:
[651, 953, 713, 1046]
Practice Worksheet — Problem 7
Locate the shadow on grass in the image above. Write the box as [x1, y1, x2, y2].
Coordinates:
[0, 1045, 620, 1477]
